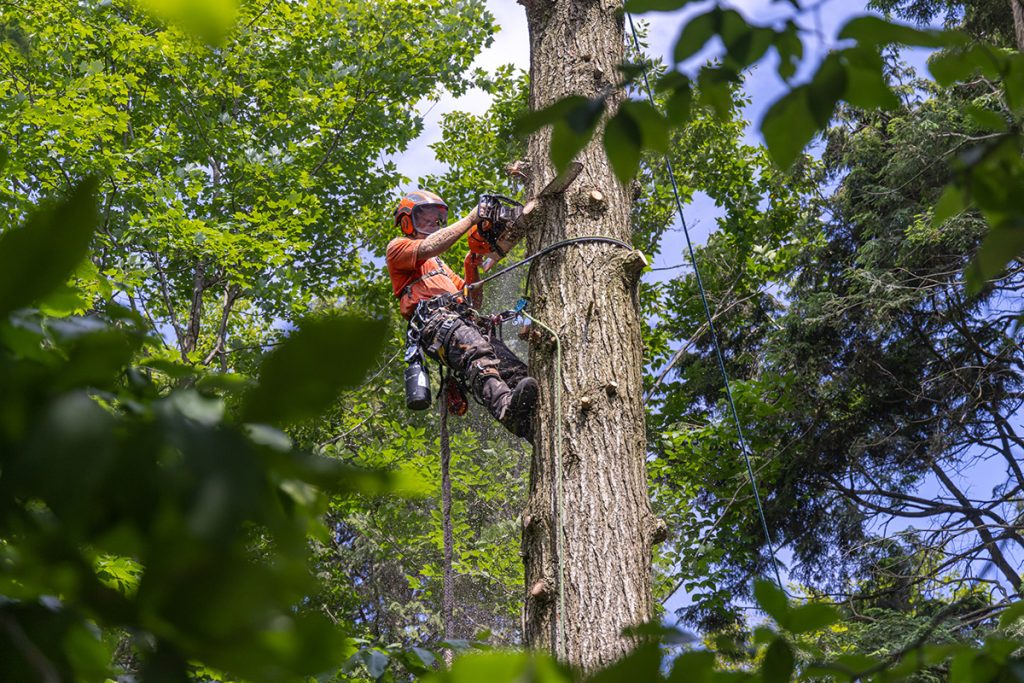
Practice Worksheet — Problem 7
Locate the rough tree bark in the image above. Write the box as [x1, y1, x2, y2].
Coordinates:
[518, 0, 661, 670]
[1012, 0, 1024, 51]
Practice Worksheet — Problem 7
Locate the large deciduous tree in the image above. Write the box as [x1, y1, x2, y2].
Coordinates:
[518, 0, 659, 669]
[0, 0, 493, 367]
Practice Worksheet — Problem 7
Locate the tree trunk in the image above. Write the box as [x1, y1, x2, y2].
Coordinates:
[1012, 0, 1024, 51]
[181, 260, 207, 358]
[518, 0, 658, 670]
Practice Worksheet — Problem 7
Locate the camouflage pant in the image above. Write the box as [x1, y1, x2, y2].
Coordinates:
[419, 309, 528, 421]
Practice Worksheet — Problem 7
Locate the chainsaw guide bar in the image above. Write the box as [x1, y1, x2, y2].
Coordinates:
[476, 162, 584, 271]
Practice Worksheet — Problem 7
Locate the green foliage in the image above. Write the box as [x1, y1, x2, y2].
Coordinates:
[345, 587, 1024, 683]
[649, 51, 1023, 635]
[522, 2, 1024, 286]
[0, 0, 495, 366]
[520, 4, 962, 183]
[243, 316, 387, 425]
[0, 178, 411, 680]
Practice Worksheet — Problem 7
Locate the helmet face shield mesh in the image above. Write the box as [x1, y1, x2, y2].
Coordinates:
[412, 204, 448, 234]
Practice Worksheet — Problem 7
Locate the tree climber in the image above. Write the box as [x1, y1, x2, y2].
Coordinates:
[387, 189, 539, 442]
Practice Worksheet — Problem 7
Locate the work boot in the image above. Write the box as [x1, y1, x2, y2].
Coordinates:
[502, 377, 538, 444]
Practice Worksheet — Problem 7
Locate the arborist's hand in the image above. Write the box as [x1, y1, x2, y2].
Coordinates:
[464, 251, 483, 271]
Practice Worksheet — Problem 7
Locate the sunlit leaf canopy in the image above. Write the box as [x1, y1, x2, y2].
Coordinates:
[0, 0, 1022, 679]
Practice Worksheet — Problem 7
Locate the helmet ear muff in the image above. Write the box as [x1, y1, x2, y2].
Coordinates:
[400, 215, 415, 236]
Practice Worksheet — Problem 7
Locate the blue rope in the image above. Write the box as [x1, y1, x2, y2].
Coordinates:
[626, 13, 785, 591]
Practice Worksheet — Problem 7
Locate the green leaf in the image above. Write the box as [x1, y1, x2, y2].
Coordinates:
[360, 649, 388, 680]
[929, 44, 1003, 86]
[244, 423, 292, 451]
[950, 651, 976, 683]
[439, 652, 555, 683]
[674, 9, 718, 63]
[762, 639, 795, 683]
[566, 98, 607, 135]
[604, 108, 644, 184]
[243, 316, 387, 425]
[719, 11, 772, 69]
[966, 222, 1024, 294]
[141, 357, 199, 379]
[753, 579, 789, 624]
[697, 66, 739, 119]
[668, 650, 715, 683]
[0, 179, 98, 319]
[932, 184, 966, 227]
[551, 122, 596, 173]
[590, 643, 662, 683]
[1004, 53, 1024, 114]
[831, 653, 879, 675]
[515, 96, 590, 136]
[165, 389, 225, 426]
[762, 86, 816, 169]
[196, 371, 254, 394]
[410, 646, 436, 669]
[442, 639, 473, 653]
[664, 79, 693, 124]
[838, 15, 962, 49]
[964, 104, 1008, 132]
[38, 283, 87, 317]
[547, 98, 605, 172]
[808, 53, 847, 126]
[625, 0, 701, 11]
[842, 47, 900, 110]
[139, 0, 239, 46]
[624, 100, 670, 152]
[785, 602, 838, 633]
[775, 23, 803, 81]
[998, 601, 1024, 628]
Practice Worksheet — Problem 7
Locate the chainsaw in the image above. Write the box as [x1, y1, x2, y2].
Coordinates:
[467, 194, 524, 260]
[467, 161, 583, 271]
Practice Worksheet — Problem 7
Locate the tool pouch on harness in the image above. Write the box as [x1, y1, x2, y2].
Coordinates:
[445, 375, 468, 416]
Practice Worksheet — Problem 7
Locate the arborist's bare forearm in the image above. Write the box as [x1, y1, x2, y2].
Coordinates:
[415, 208, 479, 261]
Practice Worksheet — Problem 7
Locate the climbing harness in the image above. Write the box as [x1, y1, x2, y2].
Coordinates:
[401, 237, 631, 415]
[626, 13, 785, 591]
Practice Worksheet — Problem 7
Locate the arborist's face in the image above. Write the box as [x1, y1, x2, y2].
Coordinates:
[413, 204, 448, 235]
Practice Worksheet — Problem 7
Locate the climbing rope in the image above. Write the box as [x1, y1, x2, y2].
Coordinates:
[438, 367, 455, 658]
[626, 13, 785, 590]
[466, 236, 634, 292]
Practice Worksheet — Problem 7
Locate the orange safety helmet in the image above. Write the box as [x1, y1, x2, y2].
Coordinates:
[394, 190, 448, 236]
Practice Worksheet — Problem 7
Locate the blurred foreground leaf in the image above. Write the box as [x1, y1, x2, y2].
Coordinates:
[243, 315, 387, 425]
[0, 179, 97, 319]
